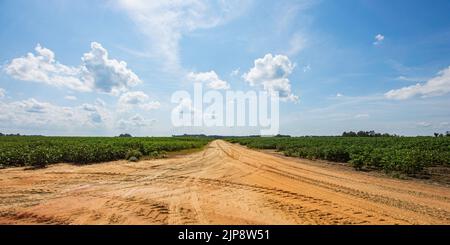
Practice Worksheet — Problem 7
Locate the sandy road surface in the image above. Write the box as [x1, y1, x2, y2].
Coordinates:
[0, 140, 449, 224]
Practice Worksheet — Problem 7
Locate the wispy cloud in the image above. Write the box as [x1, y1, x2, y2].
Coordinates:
[385, 66, 450, 100]
[286, 32, 307, 56]
[230, 68, 240, 77]
[303, 64, 311, 73]
[115, 0, 252, 71]
[416, 121, 432, 127]
[354, 113, 370, 119]
[64, 95, 77, 101]
[439, 122, 449, 128]
[395, 76, 428, 83]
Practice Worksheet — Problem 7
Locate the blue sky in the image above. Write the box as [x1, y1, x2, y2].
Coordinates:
[0, 0, 449, 136]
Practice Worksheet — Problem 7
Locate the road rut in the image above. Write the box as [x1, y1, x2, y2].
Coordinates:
[0, 140, 449, 224]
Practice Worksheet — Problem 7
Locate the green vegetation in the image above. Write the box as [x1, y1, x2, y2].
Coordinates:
[0, 136, 210, 168]
[125, 149, 143, 161]
[226, 136, 450, 175]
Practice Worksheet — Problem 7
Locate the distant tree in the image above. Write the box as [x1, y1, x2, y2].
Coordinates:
[0, 133, 22, 136]
[434, 133, 440, 137]
[118, 133, 132, 137]
[362, 131, 372, 137]
[275, 134, 291, 137]
[343, 131, 392, 137]
[446, 131, 450, 137]
[342, 131, 357, 137]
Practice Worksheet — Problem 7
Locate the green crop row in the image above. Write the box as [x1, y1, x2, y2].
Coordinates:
[0, 136, 211, 168]
[226, 136, 450, 175]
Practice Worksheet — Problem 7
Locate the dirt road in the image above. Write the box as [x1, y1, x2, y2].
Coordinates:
[0, 140, 449, 224]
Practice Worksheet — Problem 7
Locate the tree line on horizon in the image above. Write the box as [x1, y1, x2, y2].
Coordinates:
[2, 131, 450, 138]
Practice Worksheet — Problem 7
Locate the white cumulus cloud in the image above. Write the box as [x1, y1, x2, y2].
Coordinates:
[4, 44, 89, 92]
[243, 54, 298, 102]
[79, 102, 105, 124]
[118, 91, 160, 111]
[385, 66, 450, 100]
[4, 42, 141, 95]
[15, 98, 50, 114]
[95, 98, 106, 107]
[0, 88, 5, 98]
[373, 34, 385, 45]
[119, 91, 149, 105]
[81, 103, 97, 112]
[140, 101, 161, 111]
[0, 98, 111, 129]
[188, 71, 230, 90]
[82, 42, 142, 94]
[118, 114, 156, 129]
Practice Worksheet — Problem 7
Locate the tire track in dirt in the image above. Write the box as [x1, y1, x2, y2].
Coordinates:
[221, 142, 450, 203]
[215, 140, 450, 223]
[0, 140, 449, 224]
